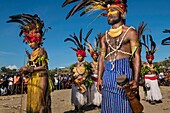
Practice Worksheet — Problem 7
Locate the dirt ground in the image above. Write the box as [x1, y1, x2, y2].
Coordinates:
[0, 86, 170, 113]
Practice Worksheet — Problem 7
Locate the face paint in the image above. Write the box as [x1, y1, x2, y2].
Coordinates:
[107, 9, 121, 25]
[108, 10, 118, 16]
[77, 54, 84, 62]
[92, 54, 98, 59]
[29, 41, 38, 49]
[29, 42, 34, 46]
[77, 55, 83, 59]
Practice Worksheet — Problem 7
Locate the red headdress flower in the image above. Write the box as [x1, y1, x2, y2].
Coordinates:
[146, 55, 154, 60]
[7, 14, 49, 45]
[91, 51, 99, 57]
[76, 50, 86, 57]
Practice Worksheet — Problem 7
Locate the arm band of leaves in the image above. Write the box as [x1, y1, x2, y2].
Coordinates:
[101, 51, 106, 55]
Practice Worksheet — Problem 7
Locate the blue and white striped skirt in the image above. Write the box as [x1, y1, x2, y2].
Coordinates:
[101, 58, 133, 113]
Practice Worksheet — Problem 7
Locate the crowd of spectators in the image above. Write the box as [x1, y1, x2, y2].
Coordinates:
[0, 72, 72, 96]
[1, 70, 169, 96]
[53, 73, 72, 90]
[0, 73, 29, 96]
[159, 70, 170, 86]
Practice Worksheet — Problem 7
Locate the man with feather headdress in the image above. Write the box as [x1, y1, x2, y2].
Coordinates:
[62, 0, 143, 112]
[64, 29, 93, 112]
[85, 34, 102, 108]
[7, 14, 52, 113]
[97, 3, 143, 112]
[142, 34, 162, 104]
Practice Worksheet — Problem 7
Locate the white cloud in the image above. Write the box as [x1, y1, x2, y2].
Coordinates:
[58, 67, 65, 69]
[6, 65, 18, 69]
[0, 51, 15, 55]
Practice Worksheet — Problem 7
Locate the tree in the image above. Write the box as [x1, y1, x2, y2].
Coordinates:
[1, 66, 8, 72]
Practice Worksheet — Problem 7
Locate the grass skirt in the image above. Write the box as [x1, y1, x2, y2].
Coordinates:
[26, 72, 51, 113]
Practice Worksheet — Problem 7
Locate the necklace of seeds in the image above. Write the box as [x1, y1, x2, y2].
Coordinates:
[108, 35, 121, 70]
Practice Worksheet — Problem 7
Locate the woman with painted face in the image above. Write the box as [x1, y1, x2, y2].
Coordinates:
[85, 35, 102, 108]
[64, 29, 93, 112]
[142, 34, 162, 104]
[7, 14, 51, 113]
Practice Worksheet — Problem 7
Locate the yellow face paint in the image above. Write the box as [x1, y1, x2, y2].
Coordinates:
[29, 42, 34, 46]
[108, 10, 118, 15]
[92, 54, 98, 59]
[77, 55, 83, 60]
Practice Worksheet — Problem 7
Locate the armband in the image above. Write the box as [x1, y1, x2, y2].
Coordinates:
[131, 42, 140, 47]
[100, 48, 106, 56]
[101, 51, 106, 56]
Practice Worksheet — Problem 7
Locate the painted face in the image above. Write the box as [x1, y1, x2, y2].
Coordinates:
[29, 41, 38, 49]
[107, 8, 121, 25]
[147, 58, 153, 64]
[92, 53, 98, 61]
[146, 55, 154, 63]
[77, 54, 84, 62]
[108, 8, 119, 15]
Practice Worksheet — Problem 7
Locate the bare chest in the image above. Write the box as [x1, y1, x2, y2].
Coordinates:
[106, 35, 130, 52]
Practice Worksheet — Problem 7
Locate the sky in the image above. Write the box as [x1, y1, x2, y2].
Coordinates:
[0, 0, 170, 69]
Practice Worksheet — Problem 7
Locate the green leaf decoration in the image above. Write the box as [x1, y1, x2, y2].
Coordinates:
[84, 76, 93, 87]
[141, 65, 151, 76]
[70, 64, 75, 71]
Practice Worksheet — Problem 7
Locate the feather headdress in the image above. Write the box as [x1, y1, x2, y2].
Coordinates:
[84, 33, 101, 57]
[7, 14, 49, 45]
[64, 29, 93, 57]
[141, 34, 158, 60]
[62, 0, 127, 19]
[161, 29, 170, 45]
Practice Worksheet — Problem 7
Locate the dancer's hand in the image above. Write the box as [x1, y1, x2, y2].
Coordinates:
[129, 80, 138, 93]
[20, 66, 28, 73]
[20, 66, 34, 73]
[97, 78, 103, 94]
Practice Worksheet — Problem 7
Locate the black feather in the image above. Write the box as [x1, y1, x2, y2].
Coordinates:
[64, 38, 79, 49]
[69, 34, 81, 50]
[73, 33, 82, 49]
[141, 42, 149, 52]
[142, 35, 149, 54]
[149, 35, 156, 54]
[65, 0, 89, 19]
[146, 34, 149, 49]
[163, 29, 170, 33]
[162, 37, 170, 45]
[83, 28, 93, 50]
[84, 28, 93, 42]
[70, 0, 89, 16]
[79, 29, 83, 44]
[22, 19, 32, 25]
[138, 22, 147, 39]
[6, 19, 25, 25]
[65, 28, 93, 51]
[62, 0, 79, 7]
[19, 30, 23, 37]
